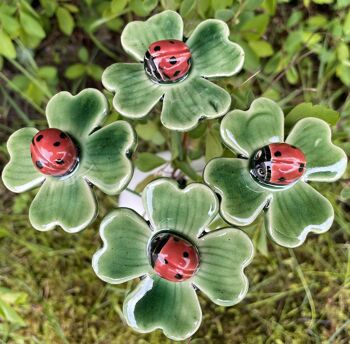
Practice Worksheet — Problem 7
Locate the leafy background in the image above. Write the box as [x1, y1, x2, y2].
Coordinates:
[0, 0, 350, 343]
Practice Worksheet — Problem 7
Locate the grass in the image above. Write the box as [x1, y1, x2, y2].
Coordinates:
[0, 1, 350, 343]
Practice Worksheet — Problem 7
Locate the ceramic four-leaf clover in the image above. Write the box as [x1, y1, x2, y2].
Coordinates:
[204, 98, 347, 248]
[2, 89, 136, 233]
[92, 178, 253, 340]
[102, 10, 244, 131]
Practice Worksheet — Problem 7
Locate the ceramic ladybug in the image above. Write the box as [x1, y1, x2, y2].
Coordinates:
[149, 232, 200, 282]
[250, 143, 306, 187]
[30, 128, 79, 177]
[144, 39, 192, 84]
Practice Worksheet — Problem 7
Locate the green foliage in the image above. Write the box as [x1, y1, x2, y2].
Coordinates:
[134, 152, 166, 172]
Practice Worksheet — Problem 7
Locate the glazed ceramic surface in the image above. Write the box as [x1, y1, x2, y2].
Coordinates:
[2, 89, 136, 233]
[204, 97, 348, 248]
[92, 178, 254, 340]
[102, 10, 244, 131]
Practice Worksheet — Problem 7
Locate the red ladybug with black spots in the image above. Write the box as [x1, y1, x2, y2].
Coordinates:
[30, 128, 79, 177]
[144, 39, 192, 84]
[150, 233, 199, 282]
[250, 143, 306, 187]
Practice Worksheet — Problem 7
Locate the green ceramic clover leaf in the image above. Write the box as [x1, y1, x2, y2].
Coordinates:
[204, 97, 347, 248]
[2, 89, 136, 233]
[2, 128, 45, 193]
[93, 178, 253, 340]
[102, 10, 244, 131]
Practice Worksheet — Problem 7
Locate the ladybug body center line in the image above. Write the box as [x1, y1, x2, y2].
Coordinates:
[30, 128, 79, 177]
[144, 39, 192, 84]
[250, 143, 306, 187]
[149, 232, 200, 282]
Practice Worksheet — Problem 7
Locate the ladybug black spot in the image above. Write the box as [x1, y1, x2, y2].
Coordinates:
[173, 70, 180, 77]
[169, 40, 175, 44]
[274, 151, 282, 157]
[36, 161, 43, 169]
[154, 45, 161, 51]
[53, 141, 61, 147]
[279, 177, 285, 182]
[56, 159, 64, 165]
[300, 163, 305, 168]
[183, 252, 189, 258]
[164, 259, 168, 264]
[169, 56, 177, 65]
[298, 167, 304, 172]
[175, 273, 183, 280]
[36, 135, 43, 142]
[60, 132, 67, 139]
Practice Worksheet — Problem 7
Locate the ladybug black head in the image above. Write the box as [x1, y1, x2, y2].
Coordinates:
[249, 146, 272, 184]
[144, 50, 164, 83]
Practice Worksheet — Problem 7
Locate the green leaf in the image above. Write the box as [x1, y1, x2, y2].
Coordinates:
[40, 0, 58, 16]
[135, 122, 165, 145]
[197, 0, 210, 17]
[86, 64, 103, 80]
[248, 40, 274, 58]
[19, 11, 46, 39]
[180, 0, 196, 16]
[64, 63, 86, 79]
[240, 14, 270, 41]
[0, 298, 25, 326]
[111, 0, 128, 14]
[344, 10, 350, 36]
[38, 66, 57, 80]
[286, 65, 299, 84]
[0, 13, 20, 37]
[214, 9, 234, 21]
[56, 7, 75, 36]
[0, 29, 16, 58]
[336, 64, 350, 86]
[312, 0, 334, 3]
[130, 0, 158, 16]
[205, 127, 223, 162]
[285, 103, 340, 129]
[336, 42, 349, 62]
[262, 0, 277, 15]
[135, 153, 166, 172]
[340, 186, 350, 201]
[78, 47, 89, 63]
[161, 0, 181, 10]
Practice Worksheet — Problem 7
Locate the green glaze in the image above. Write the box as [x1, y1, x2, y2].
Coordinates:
[102, 63, 163, 119]
[286, 117, 347, 182]
[204, 158, 270, 226]
[265, 181, 334, 248]
[46, 88, 108, 139]
[143, 178, 219, 241]
[123, 275, 202, 341]
[93, 209, 151, 284]
[220, 97, 284, 157]
[2, 128, 45, 193]
[2, 89, 136, 233]
[92, 179, 254, 340]
[187, 19, 244, 78]
[121, 10, 183, 62]
[193, 228, 254, 306]
[161, 76, 231, 131]
[29, 176, 97, 233]
[204, 97, 347, 247]
[102, 11, 244, 131]
[82, 121, 136, 195]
